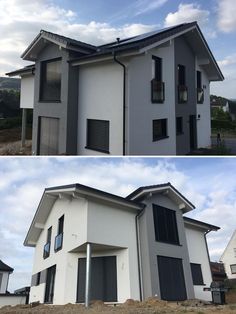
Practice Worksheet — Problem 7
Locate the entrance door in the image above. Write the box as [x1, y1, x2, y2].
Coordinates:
[189, 115, 197, 151]
[157, 256, 187, 301]
[44, 265, 56, 303]
[38, 117, 59, 155]
[77, 256, 117, 302]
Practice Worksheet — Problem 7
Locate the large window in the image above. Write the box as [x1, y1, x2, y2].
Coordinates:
[40, 58, 61, 102]
[86, 119, 109, 153]
[55, 215, 64, 252]
[178, 64, 188, 103]
[197, 71, 204, 104]
[43, 227, 52, 259]
[230, 264, 236, 274]
[153, 119, 168, 141]
[151, 56, 165, 103]
[153, 204, 179, 245]
[176, 117, 183, 135]
[190, 263, 204, 285]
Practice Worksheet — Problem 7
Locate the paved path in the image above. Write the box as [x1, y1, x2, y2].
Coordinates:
[211, 137, 236, 155]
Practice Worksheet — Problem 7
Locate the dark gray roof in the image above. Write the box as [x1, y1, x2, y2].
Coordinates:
[6, 64, 35, 77]
[0, 260, 14, 272]
[184, 217, 220, 231]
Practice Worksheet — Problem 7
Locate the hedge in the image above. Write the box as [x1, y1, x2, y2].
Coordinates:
[211, 119, 236, 130]
[0, 116, 22, 130]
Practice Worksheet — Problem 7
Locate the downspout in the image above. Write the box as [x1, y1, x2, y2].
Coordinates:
[135, 207, 145, 301]
[113, 52, 126, 156]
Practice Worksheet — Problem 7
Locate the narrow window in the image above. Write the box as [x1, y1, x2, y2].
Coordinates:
[190, 263, 204, 285]
[153, 204, 179, 245]
[40, 58, 61, 102]
[43, 227, 52, 259]
[196, 71, 204, 103]
[55, 215, 64, 252]
[36, 272, 41, 286]
[230, 264, 236, 274]
[151, 56, 165, 103]
[176, 117, 183, 135]
[153, 119, 168, 141]
[86, 119, 109, 153]
[178, 65, 187, 103]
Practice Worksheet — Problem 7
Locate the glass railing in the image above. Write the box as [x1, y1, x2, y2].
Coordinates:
[43, 242, 50, 259]
[178, 85, 188, 103]
[54, 233, 63, 252]
[151, 79, 165, 103]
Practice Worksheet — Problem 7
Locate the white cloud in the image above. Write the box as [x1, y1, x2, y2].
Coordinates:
[217, 0, 236, 32]
[164, 3, 209, 27]
[135, 0, 168, 16]
[218, 53, 236, 67]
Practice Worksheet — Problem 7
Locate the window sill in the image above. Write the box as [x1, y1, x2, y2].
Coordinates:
[153, 136, 169, 142]
[155, 239, 182, 246]
[152, 100, 165, 104]
[85, 146, 110, 154]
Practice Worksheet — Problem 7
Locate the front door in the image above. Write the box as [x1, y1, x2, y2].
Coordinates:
[157, 256, 187, 301]
[44, 265, 56, 303]
[77, 256, 117, 302]
[38, 117, 59, 155]
[189, 115, 197, 151]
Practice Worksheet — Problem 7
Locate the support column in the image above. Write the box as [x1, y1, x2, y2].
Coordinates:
[21, 108, 27, 147]
[85, 243, 92, 308]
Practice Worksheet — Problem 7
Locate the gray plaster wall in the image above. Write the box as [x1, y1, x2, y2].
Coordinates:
[174, 36, 197, 155]
[32, 43, 79, 155]
[138, 193, 194, 300]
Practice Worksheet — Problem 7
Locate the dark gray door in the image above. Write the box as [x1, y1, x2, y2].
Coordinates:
[189, 115, 197, 150]
[157, 256, 187, 301]
[44, 265, 56, 303]
[77, 256, 117, 302]
[38, 117, 59, 155]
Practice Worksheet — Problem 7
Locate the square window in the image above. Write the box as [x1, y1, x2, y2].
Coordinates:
[86, 119, 109, 153]
[153, 119, 167, 141]
[176, 117, 183, 135]
[40, 59, 61, 101]
[230, 264, 236, 274]
[190, 263, 204, 285]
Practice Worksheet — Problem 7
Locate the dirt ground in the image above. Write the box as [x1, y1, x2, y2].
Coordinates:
[0, 127, 32, 155]
[0, 299, 236, 314]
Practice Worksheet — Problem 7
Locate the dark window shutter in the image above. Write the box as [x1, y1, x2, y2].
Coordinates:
[87, 120, 109, 153]
[190, 263, 204, 285]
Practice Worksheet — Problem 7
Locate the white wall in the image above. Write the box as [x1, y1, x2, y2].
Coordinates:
[196, 61, 211, 148]
[220, 231, 236, 279]
[128, 41, 176, 155]
[0, 295, 26, 308]
[78, 62, 123, 155]
[20, 74, 34, 109]
[185, 225, 212, 301]
[0, 272, 9, 293]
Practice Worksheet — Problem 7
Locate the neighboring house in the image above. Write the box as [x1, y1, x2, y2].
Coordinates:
[223, 101, 236, 121]
[7, 22, 223, 156]
[210, 262, 227, 282]
[24, 182, 219, 305]
[0, 260, 13, 293]
[220, 230, 236, 279]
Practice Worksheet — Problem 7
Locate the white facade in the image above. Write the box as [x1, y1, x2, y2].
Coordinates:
[220, 230, 236, 279]
[20, 74, 34, 109]
[0, 296, 26, 308]
[0, 271, 10, 294]
[185, 224, 212, 301]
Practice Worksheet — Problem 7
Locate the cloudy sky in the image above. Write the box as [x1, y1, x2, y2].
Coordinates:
[0, 157, 236, 291]
[0, 0, 235, 98]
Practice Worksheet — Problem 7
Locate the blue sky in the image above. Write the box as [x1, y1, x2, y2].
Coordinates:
[0, 0, 235, 98]
[0, 157, 236, 291]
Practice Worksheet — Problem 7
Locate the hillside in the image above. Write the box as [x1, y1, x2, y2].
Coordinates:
[0, 77, 20, 90]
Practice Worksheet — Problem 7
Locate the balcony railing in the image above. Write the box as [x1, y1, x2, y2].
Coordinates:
[178, 85, 188, 103]
[54, 233, 63, 252]
[151, 79, 165, 103]
[197, 88, 204, 104]
[43, 242, 50, 259]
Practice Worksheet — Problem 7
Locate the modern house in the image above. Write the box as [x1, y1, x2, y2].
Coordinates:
[220, 230, 236, 279]
[0, 260, 13, 294]
[24, 182, 219, 305]
[7, 22, 223, 156]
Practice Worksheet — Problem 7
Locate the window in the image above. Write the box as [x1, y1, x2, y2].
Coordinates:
[178, 65, 188, 103]
[230, 264, 236, 274]
[153, 204, 179, 245]
[86, 119, 109, 153]
[190, 263, 204, 285]
[55, 215, 64, 252]
[197, 71, 204, 104]
[151, 56, 165, 103]
[36, 272, 41, 286]
[176, 117, 183, 135]
[153, 119, 168, 141]
[43, 227, 52, 259]
[40, 58, 61, 102]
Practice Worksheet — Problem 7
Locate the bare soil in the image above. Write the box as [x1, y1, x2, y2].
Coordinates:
[0, 127, 32, 155]
[0, 299, 236, 314]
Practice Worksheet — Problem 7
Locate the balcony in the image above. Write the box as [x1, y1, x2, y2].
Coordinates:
[197, 88, 204, 104]
[43, 242, 50, 259]
[151, 79, 165, 103]
[178, 85, 188, 103]
[54, 233, 63, 252]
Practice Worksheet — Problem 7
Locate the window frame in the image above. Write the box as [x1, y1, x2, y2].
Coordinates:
[39, 58, 62, 102]
[190, 263, 204, 285]
[230, 264, 236, 274]
[86, 119, 110, 154]
[55, 215, 64, 252]
[153, 119, 168, 141]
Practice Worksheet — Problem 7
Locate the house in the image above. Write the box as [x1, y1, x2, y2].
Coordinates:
[24, 182, 219, 305]
[0, 260, 14, 294]
[220, 230, 236, 279]
[223, 101, 236, 121]
[7, 22, 223, 156]
[210, 262, 227, 282]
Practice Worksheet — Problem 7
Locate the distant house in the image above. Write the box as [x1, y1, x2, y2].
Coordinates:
[24, 182, 219, 305]
[0, 260, 14, 294]
[223, 101, 236, 121]
[220, 230, 236, 279]
[210, 262, 227, 282]
[7, 22, 223, 156]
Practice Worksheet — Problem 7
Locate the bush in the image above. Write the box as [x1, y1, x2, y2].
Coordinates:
[0, 116, 21, 130]
[211, 119, 236, 131]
